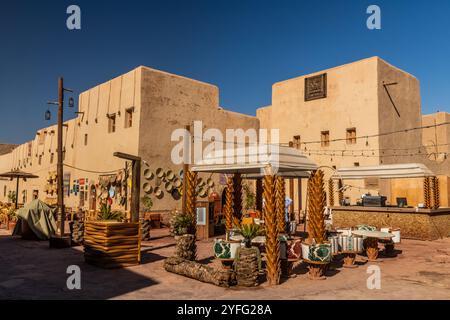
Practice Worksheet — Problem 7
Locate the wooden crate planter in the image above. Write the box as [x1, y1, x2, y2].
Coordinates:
[84, 221, 141, 269]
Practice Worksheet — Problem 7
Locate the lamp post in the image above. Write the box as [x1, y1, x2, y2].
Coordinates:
[46, 77, 74, 239]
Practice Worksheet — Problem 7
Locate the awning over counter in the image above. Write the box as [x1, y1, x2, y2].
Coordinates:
[332, 163, 434, 180]
[191, 145, 317, 178]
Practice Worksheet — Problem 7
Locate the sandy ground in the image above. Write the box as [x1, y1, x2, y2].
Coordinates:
[0, 227, 449, 300]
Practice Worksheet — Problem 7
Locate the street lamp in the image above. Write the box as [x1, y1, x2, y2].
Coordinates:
[45, 77, 75, 247]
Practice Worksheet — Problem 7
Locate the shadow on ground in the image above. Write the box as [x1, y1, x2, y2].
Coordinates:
[0, 235, 159, 300]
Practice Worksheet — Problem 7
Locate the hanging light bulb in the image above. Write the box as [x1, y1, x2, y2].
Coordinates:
[45, 109, 51, 121]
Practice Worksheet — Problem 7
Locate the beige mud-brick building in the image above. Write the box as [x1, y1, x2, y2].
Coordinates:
[1, 57, 450, 216]
[258, 57, 450, 210]
[0, 66, 259, 215]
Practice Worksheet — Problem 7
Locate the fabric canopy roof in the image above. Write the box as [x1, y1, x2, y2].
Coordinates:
[332, 163, 434, 180]
[191, 145, 317, 178]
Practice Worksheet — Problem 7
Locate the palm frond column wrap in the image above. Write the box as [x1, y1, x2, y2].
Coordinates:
[306, 170, 328, 280]
[232, 174, 243, 228]
[328, 178, 335, 207]
[185, 170, 197, 228]
[423, 177, 431, 209]
[224, 177, 234, 232]
[184, 171, 198, 260]
[275, 176, 286, 234]
[432, 176, 440, 209]
[307, 170, 327, 243]
[264, 175, 280, 285]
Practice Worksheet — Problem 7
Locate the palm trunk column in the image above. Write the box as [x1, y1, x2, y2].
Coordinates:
[275, 176, 286, 234]
[264, 175, 280, 285]
[224, 177, 234, 235]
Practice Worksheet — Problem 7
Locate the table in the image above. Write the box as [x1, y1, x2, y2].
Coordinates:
[352, 230, 394, 261]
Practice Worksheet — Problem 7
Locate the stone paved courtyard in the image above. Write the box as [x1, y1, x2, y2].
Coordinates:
[1, 227, 450, 300]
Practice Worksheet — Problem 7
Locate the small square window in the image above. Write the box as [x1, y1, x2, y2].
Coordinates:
[321, 131, 330, 147]
[354, 162, 360, 167]
[293, 135, 301, 149]
[108, 114, 116, 133]
[346, 128, 357, 145]
[125, 108, 133, 128]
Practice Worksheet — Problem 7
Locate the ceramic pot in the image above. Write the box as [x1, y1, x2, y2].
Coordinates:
[301, 242, 310, 260]
[328, 236, 339, 255]
[308, 243, 332, 263]
[287, 239, 302, 259]
[213, 239, 242, 259]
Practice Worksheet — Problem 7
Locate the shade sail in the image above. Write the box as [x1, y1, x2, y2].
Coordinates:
[332, 163, 434, 180]
[191, 145, 317, 177]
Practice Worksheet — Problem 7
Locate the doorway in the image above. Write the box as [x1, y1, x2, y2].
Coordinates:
[89, 185, 97, 211]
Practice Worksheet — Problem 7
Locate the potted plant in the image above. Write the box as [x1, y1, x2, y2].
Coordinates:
[234, 223, 262, 287]
[97, 203, 124, 221]
[7, 191, 16, 206]
[84, 203, 140, 269]
[7, 207, 18, 231]
[172, 212, 197, 261]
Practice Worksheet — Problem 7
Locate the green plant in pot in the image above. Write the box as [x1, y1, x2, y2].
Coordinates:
[234, 223, 262, 287]
[172, 212, 197, 261]
[7, 191, 16, 205]
[141, 195, 153, 213]
[97, 203, 124, 222]
[239, 223, 261, 248]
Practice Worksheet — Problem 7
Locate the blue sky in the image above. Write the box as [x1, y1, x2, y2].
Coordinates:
[1, 0, 450, 144]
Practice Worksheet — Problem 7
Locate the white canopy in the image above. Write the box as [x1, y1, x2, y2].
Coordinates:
[191, 145, 317, 178]
[333, 163, 434, 180]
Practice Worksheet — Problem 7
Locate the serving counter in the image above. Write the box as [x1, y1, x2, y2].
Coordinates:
[331, 206, 450, 241]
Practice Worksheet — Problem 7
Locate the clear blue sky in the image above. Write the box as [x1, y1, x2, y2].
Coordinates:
[1, 0, 450, 144]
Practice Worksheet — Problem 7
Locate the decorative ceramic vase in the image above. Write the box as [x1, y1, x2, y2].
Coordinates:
[301, 242, 310, 260]
[308, 243, 332, 263]
[328, 236, 339, 255]
[287, 239, 302, 260]
[214, 239, 231, 259]
[213, 239, 242, 259]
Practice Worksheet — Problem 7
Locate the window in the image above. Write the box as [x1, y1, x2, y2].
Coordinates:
[38, 132, 46, 145]
[346, 128, 357, 145]
[3, 186, 6, 197]
[38, 155, 42, 165]
[108, 114, 116, 133]
[354, 162, 360, 167]
[50, 153, 54, 164]
[125, 108, 133, 128]
[84, 134, 88, 146]
[321, 131, 330, 147]
[293, 135, 301, 149]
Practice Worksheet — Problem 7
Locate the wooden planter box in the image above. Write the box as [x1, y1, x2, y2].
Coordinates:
[84, 221, 141, 269]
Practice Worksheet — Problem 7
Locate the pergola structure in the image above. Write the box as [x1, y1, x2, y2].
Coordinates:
[190, 145, 318, 285]
[0, 170, 39, 209]
[331, 163, 439, 208]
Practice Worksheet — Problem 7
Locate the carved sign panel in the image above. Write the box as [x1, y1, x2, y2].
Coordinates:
[305, 73, 327, 101]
